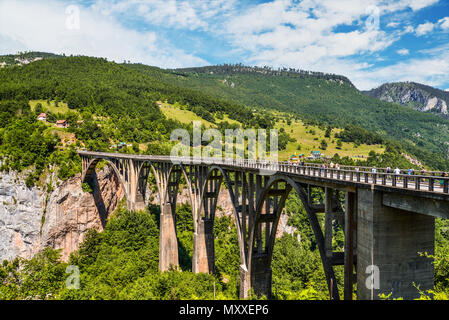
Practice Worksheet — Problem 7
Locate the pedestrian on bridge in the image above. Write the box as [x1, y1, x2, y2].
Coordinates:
[441, 172, 448, 187]
[386, 166, 392, 180]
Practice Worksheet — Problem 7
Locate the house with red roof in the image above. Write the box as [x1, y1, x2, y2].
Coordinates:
[56, 119, 69, 128]
[37, 113, 47, 121]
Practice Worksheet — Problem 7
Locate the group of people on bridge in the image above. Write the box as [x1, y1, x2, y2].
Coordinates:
[286, 159, 449, 186]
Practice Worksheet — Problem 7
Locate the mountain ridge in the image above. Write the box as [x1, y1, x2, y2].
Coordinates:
[363, 81, 449, 118]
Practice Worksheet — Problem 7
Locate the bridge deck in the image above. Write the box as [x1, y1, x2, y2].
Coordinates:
[78, 151, 449, 201]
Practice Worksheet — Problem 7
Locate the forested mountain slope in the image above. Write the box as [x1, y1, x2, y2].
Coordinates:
[125, 64, 449, 171]
[1, 55, 449, 171]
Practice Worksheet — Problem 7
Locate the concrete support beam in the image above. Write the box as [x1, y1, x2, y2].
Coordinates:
[159, 203, 179, 271]
[192, 219, 215, 274]
[344, 191, 356, 300]
[132, 194, 147, 211]
[248, 255, 272, 299]
[357, 188, 434, 300]
[239, 264, 250, 299]
[383, 192, 449, 219]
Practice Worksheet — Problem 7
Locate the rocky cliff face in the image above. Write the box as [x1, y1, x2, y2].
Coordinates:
[363, 82, 449, 117]
[1, 167, 297, 262]
[0, 167, 124, 262]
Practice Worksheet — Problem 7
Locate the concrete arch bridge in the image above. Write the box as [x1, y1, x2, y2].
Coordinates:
[79, 151, 449, 300]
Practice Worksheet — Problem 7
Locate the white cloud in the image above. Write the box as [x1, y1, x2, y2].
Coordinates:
[415, 21, 435, 36]
[439, 17, 449, 30]
[397, 48, 410, 55]
[0, 0, 208, 68]
[404, 25, 415, 33]
[348, 45, 449, 90]
[387, 22, 400, 28]
[401, 0, 439, 11]
[90, 0, 238, 32]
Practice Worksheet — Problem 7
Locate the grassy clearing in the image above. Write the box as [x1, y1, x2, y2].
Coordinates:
[152, 103, 384, 161]
[159, 102, 215, 127]
[29, 100, 72, 115]
[276, 119, 385, 160]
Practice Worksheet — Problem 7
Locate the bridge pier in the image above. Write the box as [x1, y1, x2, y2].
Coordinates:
[159, 203, 179, 271]
[250, 255, 272, 298]
[238, 256, 272, 299]
[131, 194, 147, 211]
[239, 265, 250, 299]
[356, 188, 434, 300]
[192, 218, 215, 273]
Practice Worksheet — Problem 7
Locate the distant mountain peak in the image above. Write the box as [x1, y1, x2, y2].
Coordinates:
[363, 81, 449, 117]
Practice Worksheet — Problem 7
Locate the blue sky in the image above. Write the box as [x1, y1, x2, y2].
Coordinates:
[0, 0, 448, 90]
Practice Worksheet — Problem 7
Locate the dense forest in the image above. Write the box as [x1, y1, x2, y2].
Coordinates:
[173, 64, 355, 87]
[0, 56, 276, 186]
[2, 190, 449, 300]
[126, 63, 449, 171]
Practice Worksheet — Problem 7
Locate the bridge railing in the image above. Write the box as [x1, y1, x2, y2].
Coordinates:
[278, 161, 446, 176]
[78, 152, 449, 194]
[275, 163, 449, 194]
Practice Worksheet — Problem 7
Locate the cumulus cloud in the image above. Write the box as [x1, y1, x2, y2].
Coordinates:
[415, 22, 435, 36]
[397, 48, 410, 55]
[0, 0, 208, 67]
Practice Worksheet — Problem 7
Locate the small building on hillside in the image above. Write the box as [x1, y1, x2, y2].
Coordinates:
[37, 113, 47, 121]
[311, 151, 322, 160]
[56, 119, 69, 128]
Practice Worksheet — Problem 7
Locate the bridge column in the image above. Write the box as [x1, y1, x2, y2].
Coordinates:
[239, 265, 250, 299]
[356, 188, 434, 300]
[159, 203, 179, 271]
[250, 255, 272, 298]
[192, 218, 214, 273]
[238, 259, 272, 299]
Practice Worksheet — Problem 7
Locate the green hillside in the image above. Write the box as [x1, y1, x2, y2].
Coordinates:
[1, 54, 448, 182]
[159, 102, 385, 161]
[126, 64, 449, 171]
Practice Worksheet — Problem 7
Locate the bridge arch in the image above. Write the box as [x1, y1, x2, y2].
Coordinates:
[134, 160, 164, 209]
[164, 163, 195, 211]
[82, 157, 129, 200]
[198, 166, 248, 268]
[248, 174, 340, 299]
[158, 162, 200, 272]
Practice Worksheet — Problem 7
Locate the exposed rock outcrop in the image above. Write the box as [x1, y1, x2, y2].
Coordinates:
[363, 81, 449, 117]
[40, 168, 124, 261]
[0, 171, 44, 261]
[0, 166, 124, 262]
